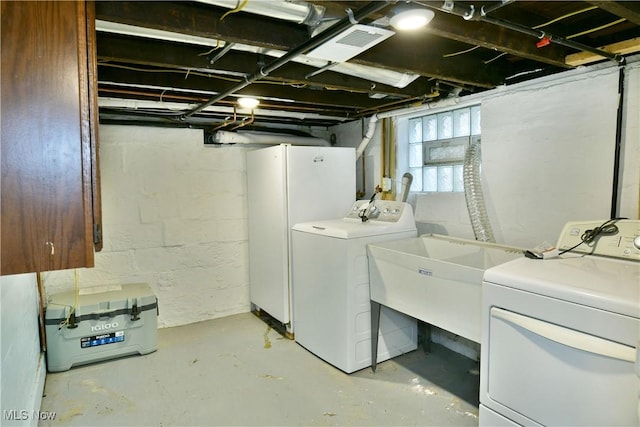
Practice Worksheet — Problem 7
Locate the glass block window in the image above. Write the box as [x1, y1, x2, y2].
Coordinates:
[407, 105, 481, 192]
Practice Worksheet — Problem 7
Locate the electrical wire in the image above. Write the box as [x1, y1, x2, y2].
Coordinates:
[98, 62, 241, 82]
[558, 218, 624, 255]
[98, 62, 377, 96]
[220, 0, 248, 21]
[484, 52, 507, 64]
[443, 45, 480, 58]
[58, 269, 80, 330]
[532, 6, 598, 29]
[198, 40, 222, 57]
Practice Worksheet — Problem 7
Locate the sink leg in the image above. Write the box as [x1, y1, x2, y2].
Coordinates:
[418, 321, 431, 353]
[371, 300, 381, 372]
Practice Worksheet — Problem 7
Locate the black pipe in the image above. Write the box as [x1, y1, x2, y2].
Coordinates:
[480, 0, 515, 17]
[181, 1, 391, 120]
[480, 14, 624, 64]
[610, 67, 625, 219]
[420, 1, 625, 65]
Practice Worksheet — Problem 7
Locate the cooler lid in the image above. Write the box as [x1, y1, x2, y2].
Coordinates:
[46, 283, 155, 319]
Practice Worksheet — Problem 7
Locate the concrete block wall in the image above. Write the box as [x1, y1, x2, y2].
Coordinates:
[45, 126, 250, 327]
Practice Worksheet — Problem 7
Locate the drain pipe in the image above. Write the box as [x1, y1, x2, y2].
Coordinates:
[181, 1, 391, 120]
[610, 67, 626, 218]
[422, 1, 625, 65]
[356, 114, 379, 161]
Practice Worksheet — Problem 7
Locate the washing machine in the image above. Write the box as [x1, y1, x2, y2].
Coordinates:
[291, 199, 418, 373]
[479, 219, 640, 426]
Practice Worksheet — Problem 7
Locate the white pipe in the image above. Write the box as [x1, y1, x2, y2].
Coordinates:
[98, 97, 348, 122]
[213, 130, 329, 146]
[95, 21, 420, 89]
[194, 0, 324, 26]
[355, 115, 379, 161]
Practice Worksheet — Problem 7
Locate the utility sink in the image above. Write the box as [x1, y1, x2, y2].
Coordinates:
[367, 234, 524, 344]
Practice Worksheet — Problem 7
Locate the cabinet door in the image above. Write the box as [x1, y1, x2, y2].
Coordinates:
[85, 1, 103, 252]
[1, 1, 97, 274]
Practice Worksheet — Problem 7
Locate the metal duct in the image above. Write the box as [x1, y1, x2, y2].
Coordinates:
[463, 138, 495, 243]
[182, 1, 392, 119]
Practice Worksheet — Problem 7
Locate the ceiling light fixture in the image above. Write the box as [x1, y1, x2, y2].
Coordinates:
[237, 97, 259, 109]
[389, 8, 435, 31]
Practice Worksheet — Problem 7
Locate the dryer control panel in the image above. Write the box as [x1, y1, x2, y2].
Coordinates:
[557, 220, 640, 261]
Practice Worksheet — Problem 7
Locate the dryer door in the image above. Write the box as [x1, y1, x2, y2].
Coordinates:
[485, 306, 638, 426]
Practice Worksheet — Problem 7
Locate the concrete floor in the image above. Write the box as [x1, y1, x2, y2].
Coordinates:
[39, 312, 479, 426]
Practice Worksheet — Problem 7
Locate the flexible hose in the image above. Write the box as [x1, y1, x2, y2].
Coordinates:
[399, 172, 413, 202]
[463, 139, 495, 242]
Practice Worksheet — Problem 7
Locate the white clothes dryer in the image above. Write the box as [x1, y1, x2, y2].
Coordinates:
[292, 200, 418, 373]
[480, 219, 640, 426]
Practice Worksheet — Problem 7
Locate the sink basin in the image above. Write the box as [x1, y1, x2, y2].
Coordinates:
[367, 234, 524, 343]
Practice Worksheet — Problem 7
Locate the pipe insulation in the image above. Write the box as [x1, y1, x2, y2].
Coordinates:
[356, 115, 379, 161]
[211, 130, 329, 146]
[195, 0, 325, 26]
[463, 139, 495, 243]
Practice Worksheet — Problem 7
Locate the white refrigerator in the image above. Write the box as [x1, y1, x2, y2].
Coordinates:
[246, 144, 355, 332]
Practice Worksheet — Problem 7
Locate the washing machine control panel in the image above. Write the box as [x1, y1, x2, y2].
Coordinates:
[557, 220, 640, 261]
[345, 200, 411, 223]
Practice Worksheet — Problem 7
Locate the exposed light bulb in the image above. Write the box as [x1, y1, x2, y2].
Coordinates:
[389, 9, 435, 31]
[237, 97, 259, 109]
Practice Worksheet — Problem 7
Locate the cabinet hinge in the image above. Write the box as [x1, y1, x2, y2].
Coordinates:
[93, 223, 102, 245]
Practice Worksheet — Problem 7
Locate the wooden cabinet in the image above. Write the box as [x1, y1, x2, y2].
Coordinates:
[1, 1, 102, 275]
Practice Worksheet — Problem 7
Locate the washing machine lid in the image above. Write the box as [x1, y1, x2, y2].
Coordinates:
[484, 255, 640, 318]
[292, 218, 416, 239]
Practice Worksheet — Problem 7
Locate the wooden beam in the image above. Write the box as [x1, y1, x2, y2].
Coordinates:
[95, 1, 309, 50]
[586, 1, 640, 25]
[96, 65, 391, 110]
[96, 32, 420, 99]
[566, 37, 640, 66]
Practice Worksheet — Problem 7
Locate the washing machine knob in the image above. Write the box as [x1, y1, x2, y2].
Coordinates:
[634, 235, 640, 250]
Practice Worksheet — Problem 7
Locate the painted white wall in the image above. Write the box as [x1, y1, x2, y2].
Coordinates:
[44, 126, 250, 328]
[481, 67, 620, 247]
[1, 273, 46, 427]
[331, 118, 382, 198]
[619, 63, 640, 216]
[398, 62, 639, 248]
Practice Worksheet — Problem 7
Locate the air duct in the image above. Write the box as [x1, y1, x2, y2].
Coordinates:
[463, 138, 495, 243]
[183, 1, 392, 119]
[399, 172, 413, 202]
[195, 0, 325, 26]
